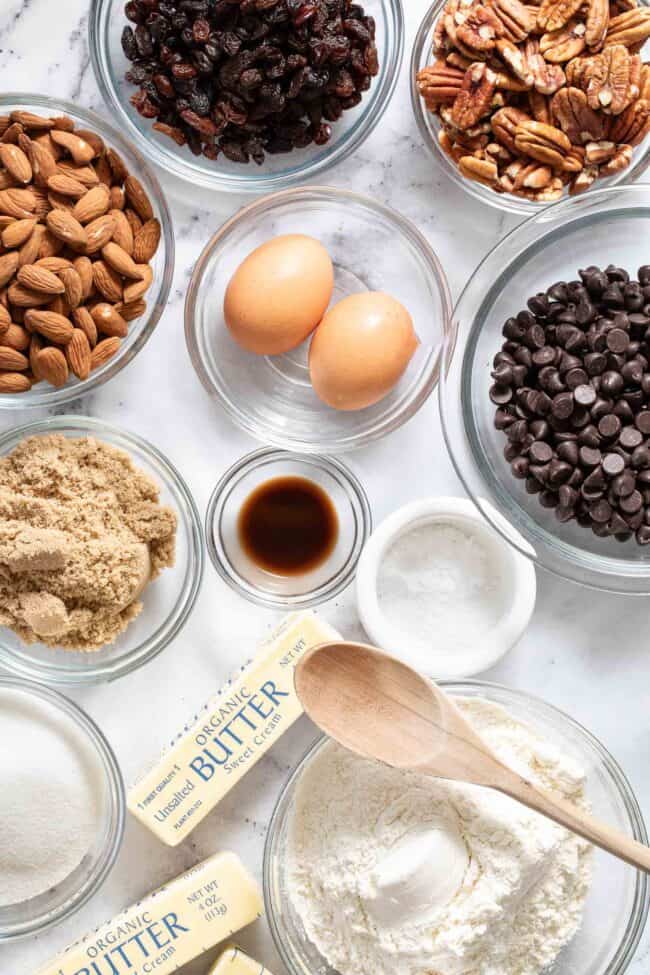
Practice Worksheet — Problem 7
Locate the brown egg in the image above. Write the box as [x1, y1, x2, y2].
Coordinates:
[309, 292, 419, 411]
[224, 234, 334, 355]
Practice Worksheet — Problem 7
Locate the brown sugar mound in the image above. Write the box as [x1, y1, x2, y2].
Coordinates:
[0, 434, 177, 652]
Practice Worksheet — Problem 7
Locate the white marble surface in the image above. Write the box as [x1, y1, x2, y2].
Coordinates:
[2, 0, 650, 972]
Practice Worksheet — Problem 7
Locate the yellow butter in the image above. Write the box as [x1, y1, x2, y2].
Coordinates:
[207, 945, 274, 975]
[128, 611, 341, 845]
[36, 851, 262, 975]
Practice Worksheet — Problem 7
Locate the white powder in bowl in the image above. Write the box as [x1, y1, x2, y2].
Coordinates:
[376, 521, 506, 655]
[0, 688, 102, 907]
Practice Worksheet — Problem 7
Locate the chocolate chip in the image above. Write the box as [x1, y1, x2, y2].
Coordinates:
[620, 490, 643, 514]
[552, 391, 574, 419]
[620, 426, 643, 449]
[529, 441, 553, 464]
[602, 452, 625, 476]
[579, 446, 601, 467]
[606, 328, 629, 354]
[573, 383, 596, 406]
[636, 411, 650, 434]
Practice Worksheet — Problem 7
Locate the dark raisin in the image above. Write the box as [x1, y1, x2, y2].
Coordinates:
[121, 26, 139, 60]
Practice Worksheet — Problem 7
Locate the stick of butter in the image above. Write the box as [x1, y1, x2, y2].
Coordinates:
[128, 610, 341, 846]
[207, 945, 273, 975]
[36, 852, 262, 975]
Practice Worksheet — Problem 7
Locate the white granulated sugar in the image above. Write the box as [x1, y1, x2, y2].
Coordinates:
[376, 522, 505, 653]
[287, 697, 592, 975]
[0, 689, 102, 906]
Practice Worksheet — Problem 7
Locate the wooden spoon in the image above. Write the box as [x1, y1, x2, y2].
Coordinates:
[295, 641, 650, 872]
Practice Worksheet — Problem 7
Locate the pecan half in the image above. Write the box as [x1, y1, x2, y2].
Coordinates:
[565, 55, 594, 89]
[486, 139, 514, 161]
[525, 38, 567, 93]
[585, 0, 609, 48]
[515, 118, 572, 166]
[458, 154, 500, 183]
[446, 51, 474, 70]
[604, 9, 650, 47]
[529, 89, 553, 121]
[540, 21, 587, 62]
[584, 138, 619, 160]
[452, 62, 498, 128]
[552, 86, 607, 141]
[492, 104, 532, 151]
[600, 142, 633, 172]
[496, 38, 535, 84]
[609, 97, 650, 143]
[417, 61, 466, 107]
[586, 45, 632, 113]
[493, 66, 533, 89]
[456, 5, 504, 53]
[570, 164, 599, 192]
[488, 0, 538, 40]
[512, 159, 554, 186]
[537, 0, 584, 33]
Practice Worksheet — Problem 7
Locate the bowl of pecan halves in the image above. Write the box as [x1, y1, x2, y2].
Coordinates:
[411, 0, 650, 211]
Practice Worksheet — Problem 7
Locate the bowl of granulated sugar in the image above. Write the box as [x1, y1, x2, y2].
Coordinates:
[356, 497, 537, 678]
[0, 677, 124, 941]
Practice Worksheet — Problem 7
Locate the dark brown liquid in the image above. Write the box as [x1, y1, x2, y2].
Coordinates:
[238, 476, 339, 576]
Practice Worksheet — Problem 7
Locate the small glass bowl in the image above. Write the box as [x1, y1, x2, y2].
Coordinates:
[89, 0, 403, 193]
[185, 186, 453, 452]
[410, 5, 650, 216]
[0, 416, 204, 684]
[441, 184, 650, 593]
[265, 680, 649, 975]
[206, 448, 371, 607]
[0, 676, 125, 941]
[0, 94, 174, 409]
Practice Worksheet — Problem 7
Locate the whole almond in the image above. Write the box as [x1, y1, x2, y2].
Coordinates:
[0, 188, 36, 218]
[2, 217, 37, 249]
[47, 173, 88, 198]
[95, 155, 113, 187]
[38, 228, 64, 259]
[102, 241, 142, 280]
[73, 255, 94, 299]
[48, 190, 76, 213]
[8, 282, 51, 307]
[56, 160, 100, 187]
[66, 328, 92, 380]
[0, 346, 28, 371]
[52, 115, 75, 133]
[0, 304, 11, 333]
[0, 371, 31, 393]
[124, 208, 142, 237]
[19, 224, 45, 266]
[17, 264, 65, 295]
[85, 214, 115, 254]
[93, 260, 123, 303]
[25, 309, 74, 344]
[123, 264, 153, 304]
[46, 209, 88, 251]
[72, 306, 98, 347]
[3, 323, 30, 350]
[50, 130, 95, 165]
[109, 185, 125, 210]
[73, 184, 110, 224]
[115, 298, 146, 322]
[11, 111, 54, 130]
[21, 137, 58, 188]
[90, 302, 128, 337]
[36, 346, 68, 387]
[2, 123, 24, 145]
[110, 209, 134, 255]
[49, 295, 71, 318]
[75, 129, 104, 157]
[106, 148, 128, 184]
[60, 267, 83, 309]
[133, 219, 161, 263]
[0, 251, 19, 287]
[34, 132, 62, 161]
[31, 187, 50, 219]
[29, 333, 43, 379]
[0, 144, 32, 185]
[91, 336, 121, 369]
[36, 256, 73, 272]
[124, 175, 153, 221]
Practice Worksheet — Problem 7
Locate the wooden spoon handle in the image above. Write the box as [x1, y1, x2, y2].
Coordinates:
[495, 766, 650, 872]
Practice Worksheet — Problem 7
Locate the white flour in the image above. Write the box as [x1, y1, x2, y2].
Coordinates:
[376, 522, 505, 654]
[287, 697, 592, 975]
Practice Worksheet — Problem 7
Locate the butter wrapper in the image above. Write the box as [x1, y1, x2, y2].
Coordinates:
[207, 945, 274, 975]
[37, 852, 262, 975]
[128, 611, 341, 845]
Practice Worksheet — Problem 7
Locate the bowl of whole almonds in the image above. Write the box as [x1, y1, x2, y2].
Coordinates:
[411, 0, 650, 212]
[0, 94, 173, 405]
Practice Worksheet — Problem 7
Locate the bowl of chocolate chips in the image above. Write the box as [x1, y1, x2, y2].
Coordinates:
[440, 183, 650, 593]
[89, 0, 403, 192]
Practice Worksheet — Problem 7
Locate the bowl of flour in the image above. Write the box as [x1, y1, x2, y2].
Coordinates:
[0, 677, 124, 941]
[264, 682, 648, 975]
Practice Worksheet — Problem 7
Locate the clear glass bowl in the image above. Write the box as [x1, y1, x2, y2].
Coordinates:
[0, 94, 174, 409]
[265, 680, 649, 975]
[441, 184, 650, 593]
[410, 6, 650, 216]
[0, 416, 204, 684]
[89, 0, 403, 193]
[185, 186, 453, 452]
[0, 676, 125, 941]
[206, 448, 371, 607]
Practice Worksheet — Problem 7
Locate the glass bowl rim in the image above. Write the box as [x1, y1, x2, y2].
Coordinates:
[440, 183, 650, 593]
[0, 414, 204, 685]
[184, 184, 455, 452]
[263, 677, 650, 975]
[409, 3, 650, 217]
[0, 92, 175, 410]
[88, 0, 405, 193]
[0, 675, 126, 941]
[205, 446, 372, 607]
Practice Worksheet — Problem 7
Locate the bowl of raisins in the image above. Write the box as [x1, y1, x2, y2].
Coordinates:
[89, 0, 404, 192]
